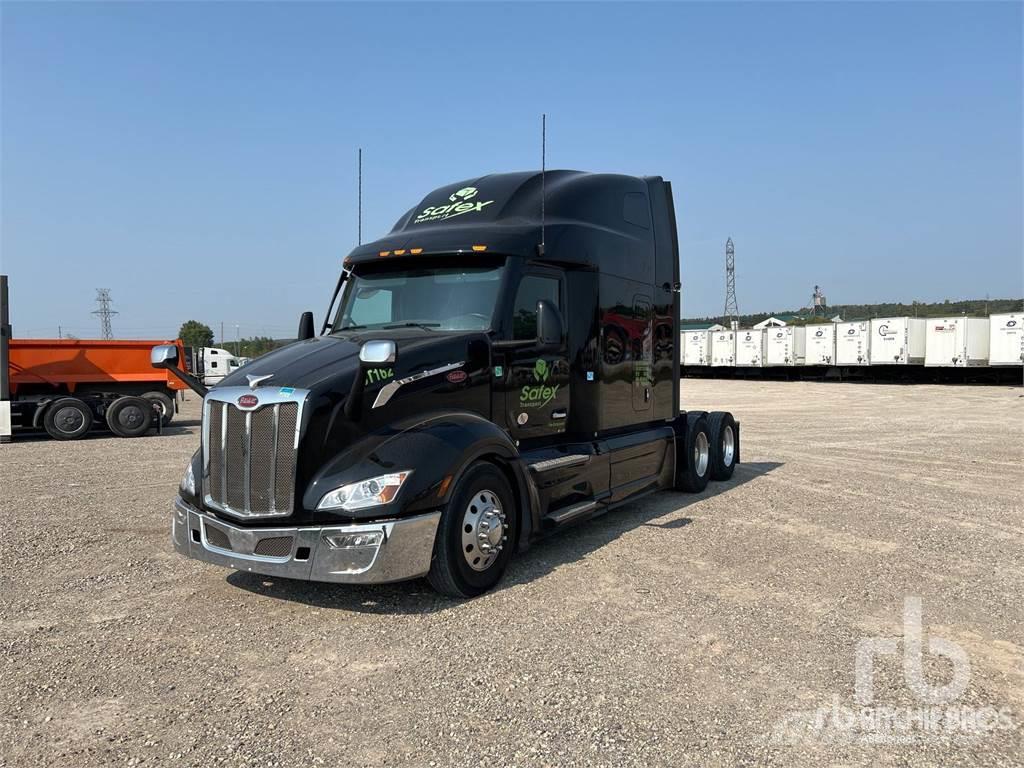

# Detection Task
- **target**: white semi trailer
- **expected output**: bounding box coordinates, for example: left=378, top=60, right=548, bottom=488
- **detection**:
left=802, top=324, right=835, bottom=366
left=835, top=321, right=870, bottom=366
left=869, top=317, right=926, bottom=365
left=735, top=329, right=764, bottom=367
left=681, top=331, right=710, bottom=366
left=764, top=327, right=805, bottom=366
left=709, top=330, right=736, bottom=367
left=988, top=313, right=1023, bottom=366
left=925, top=317, right=990, bottom=367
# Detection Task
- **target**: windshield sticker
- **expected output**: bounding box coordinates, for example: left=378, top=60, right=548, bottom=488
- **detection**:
left=414, top=186, right=495, bottom=224
left=519, top=359, right=559, bottom=409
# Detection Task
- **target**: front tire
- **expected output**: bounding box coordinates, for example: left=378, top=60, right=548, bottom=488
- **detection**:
left=427, top=461, right=516, bottom=598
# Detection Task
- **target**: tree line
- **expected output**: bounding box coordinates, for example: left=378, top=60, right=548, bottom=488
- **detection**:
left=177, top=320, right=290, bottom=359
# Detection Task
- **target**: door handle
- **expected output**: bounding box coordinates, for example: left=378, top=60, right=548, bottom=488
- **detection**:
left=551, top=408, right=567, bottom=420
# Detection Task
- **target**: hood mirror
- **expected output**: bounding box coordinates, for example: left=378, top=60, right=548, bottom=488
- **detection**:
left=359, top=340, right=396, bottom=364
left=150, top=344, right=179, bottom=368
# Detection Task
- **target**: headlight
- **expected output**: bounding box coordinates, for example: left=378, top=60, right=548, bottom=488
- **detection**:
left=316, top=471, right=412, bottom=512
left=180, top=462, right=196, bottom=496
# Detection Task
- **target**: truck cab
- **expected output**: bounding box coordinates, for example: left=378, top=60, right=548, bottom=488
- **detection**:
left=158, top=171, right=739, bottom=597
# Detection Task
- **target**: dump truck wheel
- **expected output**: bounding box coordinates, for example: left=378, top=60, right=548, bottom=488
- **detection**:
left=142, top=391, right=175, bottom=426
left=676, top=413, right=711, bottom=493
left=428, top=461, right=516, bottom=599
left=707, top=411, right=737, bottom=481
left=106, top=396, right=154, bottom=438
left=43, top=397, right=93, bottom=440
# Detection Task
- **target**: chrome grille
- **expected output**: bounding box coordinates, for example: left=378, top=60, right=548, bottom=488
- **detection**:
left=203, top=388, right=306, bottom=519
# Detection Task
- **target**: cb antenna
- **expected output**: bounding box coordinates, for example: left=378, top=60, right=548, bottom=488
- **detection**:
left=539, top=113, right=546, bottom=256
left=357, top=147, right=363, bottom=245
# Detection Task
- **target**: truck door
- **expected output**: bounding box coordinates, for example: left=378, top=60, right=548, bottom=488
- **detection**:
left=631, top=296, right=653, bottom=412
left=506, top=271, right=570, bottom=441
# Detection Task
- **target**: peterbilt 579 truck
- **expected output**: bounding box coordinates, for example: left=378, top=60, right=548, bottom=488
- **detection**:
left=154, top=171, right=740, bottom=597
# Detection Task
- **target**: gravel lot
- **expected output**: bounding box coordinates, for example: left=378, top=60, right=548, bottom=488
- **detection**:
left=2, top=380, right=1022, bottom=767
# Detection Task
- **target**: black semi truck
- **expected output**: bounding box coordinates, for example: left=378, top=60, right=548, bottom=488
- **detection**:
left=155, top=171, right=739, bottom=597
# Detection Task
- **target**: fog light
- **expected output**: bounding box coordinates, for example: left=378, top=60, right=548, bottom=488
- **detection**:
left=323, top=531, right=385, bottom=550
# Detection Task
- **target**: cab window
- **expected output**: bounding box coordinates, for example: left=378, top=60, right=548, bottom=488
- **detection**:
left=512, top=275, right=560, bottom=340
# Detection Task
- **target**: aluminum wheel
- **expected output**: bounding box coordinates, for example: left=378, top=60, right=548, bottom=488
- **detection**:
left=460, top=489, right=507, bottom=572
left=721, top=425, right=735, bottom=467
left=693, top=431, right=710, bottom=477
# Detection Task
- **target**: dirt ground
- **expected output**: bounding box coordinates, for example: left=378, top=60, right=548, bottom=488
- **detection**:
left=2, top=380, right=1022, bottom=767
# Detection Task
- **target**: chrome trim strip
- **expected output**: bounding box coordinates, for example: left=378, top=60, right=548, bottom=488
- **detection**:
left=270, top=403, right=280, bottom=515
left=372, top=361, right=464, bottom=409
left=219, top=402, right=227, bottom=503
left=243, top=410, right=252, bottom=511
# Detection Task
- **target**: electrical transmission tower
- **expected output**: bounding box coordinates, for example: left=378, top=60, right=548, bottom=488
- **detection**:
left=92, top=288, right=118, bottom=339
left=723, top=237, right=738, bottom=327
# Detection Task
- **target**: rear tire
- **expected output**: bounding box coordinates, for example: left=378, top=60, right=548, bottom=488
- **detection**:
left=427, top=462, right=516, bottom=599
left=676, top=413, right=711, bottom=493
left=142, top=391, right=175, bottom=426
left=707, top=411, right=737, bottom=481
left=43, top=397, right=93, bottom=440
left=106, top=396, right=154, bottom=438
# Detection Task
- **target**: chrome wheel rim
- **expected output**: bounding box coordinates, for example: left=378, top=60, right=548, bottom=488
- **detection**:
left=694, top=432, right=710, bottom=477
left=461, top=489, right=506, bottom=572
left=721, top=425, right=735, bottom=467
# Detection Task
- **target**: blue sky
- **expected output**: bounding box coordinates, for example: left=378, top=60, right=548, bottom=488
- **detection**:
left=1, top=1, right=1020, bottom=340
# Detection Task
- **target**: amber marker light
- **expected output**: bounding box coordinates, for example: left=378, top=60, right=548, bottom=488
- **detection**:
left=472, top=244, right=488, bottom=252
left=378, top=250, right=390, bottom=257
left=393, top=249, right=406, bottom=255
left=410, top=248, right=423, bottom=254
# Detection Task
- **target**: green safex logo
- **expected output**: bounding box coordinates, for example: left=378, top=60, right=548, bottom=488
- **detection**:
left=519, top=359, right=559, bottom=409
left=414, top=186, right=495, bottom=224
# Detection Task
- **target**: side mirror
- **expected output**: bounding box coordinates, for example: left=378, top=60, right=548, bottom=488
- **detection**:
left=297, top=311, right=315, bottom=341
left=536, top=299, right=563, bottom=348
left=151, top=344, right=179, bottom=369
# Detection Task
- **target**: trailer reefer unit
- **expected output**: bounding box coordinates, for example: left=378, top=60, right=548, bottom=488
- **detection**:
left=835, top=321, right=870, bottom=365
left=709, top=330, right=736, bottom=367
left=988, top=313, right=1023, bottom=366
left=925, top=317, right=990, bottom=367
left=802, top=324, right=835, bottom=366
left=681, top=331, right=710, bottom=366
left=764, top=326, right=805, bottom=366
left=158, top=170, right=741, bottom=599
left=869, top=317, right=926, bottom=365
left=735, top=329, right=765, bottom=367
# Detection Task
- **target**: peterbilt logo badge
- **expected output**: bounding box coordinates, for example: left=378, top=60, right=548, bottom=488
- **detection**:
left=237, top=394, right=259, bottom=408
left=446, top=370, right=467, bottom=384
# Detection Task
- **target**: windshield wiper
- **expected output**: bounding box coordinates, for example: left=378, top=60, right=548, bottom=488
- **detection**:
left=382, top=322, right=441, bottom=330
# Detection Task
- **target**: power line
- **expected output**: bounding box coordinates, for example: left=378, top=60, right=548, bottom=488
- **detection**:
left=92, top=288, right=118, bottom=339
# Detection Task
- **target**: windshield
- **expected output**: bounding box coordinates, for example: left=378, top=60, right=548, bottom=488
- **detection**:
left=332, top=262, right=505, bottom=332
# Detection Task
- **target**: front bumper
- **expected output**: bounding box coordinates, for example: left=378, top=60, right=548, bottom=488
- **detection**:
left=172, top=497, right=440, bottom=584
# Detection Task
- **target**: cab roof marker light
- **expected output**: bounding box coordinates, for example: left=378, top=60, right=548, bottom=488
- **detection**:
left=472, top=245, right=488, bottom=252
left=410, top=248, right=423, bottom=254
left=393, top=249, right=406, bottom=255
left=378, top=250, right=390, bottom=257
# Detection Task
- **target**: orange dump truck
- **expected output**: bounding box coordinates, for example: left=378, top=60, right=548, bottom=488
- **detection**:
left=0, top=276, right=187, bottom=441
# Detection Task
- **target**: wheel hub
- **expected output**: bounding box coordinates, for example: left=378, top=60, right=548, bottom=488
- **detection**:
left=461, top=490, right=507, bottom=571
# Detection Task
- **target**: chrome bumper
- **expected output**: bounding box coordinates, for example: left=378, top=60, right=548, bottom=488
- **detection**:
left=172, top=497, right=440, bottom=584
